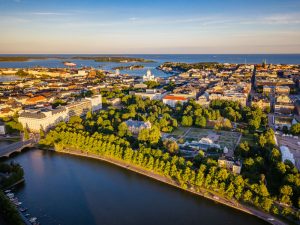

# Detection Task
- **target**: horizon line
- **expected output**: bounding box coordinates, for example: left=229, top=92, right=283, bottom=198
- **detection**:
left=1, top=53, right=300, bottom=55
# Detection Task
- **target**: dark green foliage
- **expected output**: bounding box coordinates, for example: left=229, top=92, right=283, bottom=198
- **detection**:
left=0, top=191, right=23, bottom=225
left=0, top=162, right=24, bottom=189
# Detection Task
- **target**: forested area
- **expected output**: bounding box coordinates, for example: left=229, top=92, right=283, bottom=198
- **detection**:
left=39, top=95, right=300, bottom=222
left=0, top=162, right=24, bottom=189
left=0, top=162, right=25, bottom=225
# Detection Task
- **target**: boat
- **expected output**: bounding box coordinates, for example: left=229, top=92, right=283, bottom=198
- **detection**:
left=63, top=61, right=76, bottom=67
left=25, top=213, right=30, bottom=217
left=6, top=193, right=14, bottom=198
left=19, top=207, right=28, bottom=212
left=14, top=201, right=22, bottom=206
left=29, top=217, right=37, bottom=223
left=4, top=190, right=11, bottom=193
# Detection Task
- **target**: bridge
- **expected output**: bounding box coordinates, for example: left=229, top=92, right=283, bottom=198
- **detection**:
left=0, top=139, right=35, bottom=158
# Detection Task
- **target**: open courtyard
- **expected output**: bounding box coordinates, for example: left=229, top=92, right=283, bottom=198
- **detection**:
left=167, top=127, right=241, bottom=156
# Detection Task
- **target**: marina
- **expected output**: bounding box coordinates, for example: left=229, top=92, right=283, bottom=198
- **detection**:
left=5, top=189, right=40, bottom=225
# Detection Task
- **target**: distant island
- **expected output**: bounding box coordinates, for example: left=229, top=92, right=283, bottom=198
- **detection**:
left=0, top=56, right=63, bottom=62
left=158, top=62, right=220, bottom=73
left=112, top=65, right=144, bottom=70
left=72, top=56, right=154, bottom=63
left=0, top=56, right=155, bottom=63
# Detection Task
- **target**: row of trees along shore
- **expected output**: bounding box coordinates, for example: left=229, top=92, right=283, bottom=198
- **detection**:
left=38, top=95, right=300, bottom=222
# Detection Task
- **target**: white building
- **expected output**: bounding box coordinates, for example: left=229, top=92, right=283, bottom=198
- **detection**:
left=77, top=70, right=88, bottom=76
left=218, top=156, right=242, bottom=174
left=85, top=94, right=102, bottom=112
left=143, top=70, right=156, bottom=82
left=19, top=107, right=69, bottom=133
left=162, top=95, right=188, bottom=107
left=19, top=95, right=102, bottom=133
left=280, top=146, right=295, bottom=165
left=135, top=89, right=164, bottom=100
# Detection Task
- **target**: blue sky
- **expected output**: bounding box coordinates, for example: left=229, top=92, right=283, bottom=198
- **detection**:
left=0, top=0, right=300, bottom=53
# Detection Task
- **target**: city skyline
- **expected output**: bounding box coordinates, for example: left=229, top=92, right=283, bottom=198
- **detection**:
left=0, top=0, right=300, bottom=54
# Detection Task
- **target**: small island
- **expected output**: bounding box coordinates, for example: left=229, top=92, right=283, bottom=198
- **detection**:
left=158, top=62, right=219, bottom=73
left=112, top=65, right=145, bottom=70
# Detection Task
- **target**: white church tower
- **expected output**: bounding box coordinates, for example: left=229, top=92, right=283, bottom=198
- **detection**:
left=143, top=69, right=156, bottom=82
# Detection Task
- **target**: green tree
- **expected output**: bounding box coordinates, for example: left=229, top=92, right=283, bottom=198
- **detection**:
left=243, top=190, right=253, bottom=202
left=291, top=123, right=300, bottom=135
left=181, top=116, right=193, bottom=127
left=280, top=185, right=293, bottom=205
left=117, top=122, right=130, bottom=137
left=195, top=116, right=206, bottom=128
left=163, top=139, right=179, bottom=154
left=39, top=127, right=45, bottom=139
left=24, top=128, right=29, bottom=140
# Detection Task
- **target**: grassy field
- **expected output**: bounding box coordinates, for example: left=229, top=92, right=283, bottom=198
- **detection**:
left=168, top=127, right=241, bottom=152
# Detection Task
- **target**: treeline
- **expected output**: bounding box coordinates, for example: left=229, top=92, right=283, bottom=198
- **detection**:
left=237, top=129, right=300, bottom=210
left=40, top=127, right=300, bottom=220
left=159, top=62, right=221, bottom=72
left=0, top=162, right=25, bottom=225
left=0, top=162, right=24, bottom=189
left=0, top=191, right=24, bottom=225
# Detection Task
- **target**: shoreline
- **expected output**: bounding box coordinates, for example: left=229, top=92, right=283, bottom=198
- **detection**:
left=46, top=148, right=290, bottom=225
left=5, top=178, right=25, bottom=189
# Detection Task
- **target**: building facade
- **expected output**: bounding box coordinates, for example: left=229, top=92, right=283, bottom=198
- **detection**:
left=162, top=95, right=188, bottom=107
left=218, top=156, right=242, bottom=174
left=125, top=119, right=151, bottom=135
left=19, top=95, right=102, bottom=133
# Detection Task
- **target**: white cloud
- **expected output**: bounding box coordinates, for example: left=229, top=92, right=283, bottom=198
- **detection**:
left=240, top=13, right=300, bottom=25
left=32, top=12, right=72, bottom=16
left=129, top=17, right=137, bottom=21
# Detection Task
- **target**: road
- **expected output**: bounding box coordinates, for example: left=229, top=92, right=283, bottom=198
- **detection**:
left=0, top=140, right=33, bottom=157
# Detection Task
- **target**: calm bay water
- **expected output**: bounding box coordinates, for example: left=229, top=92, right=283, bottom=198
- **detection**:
left=0, top=54, right=299, bottom=78
left=4, top=149, right=269, bottom=225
